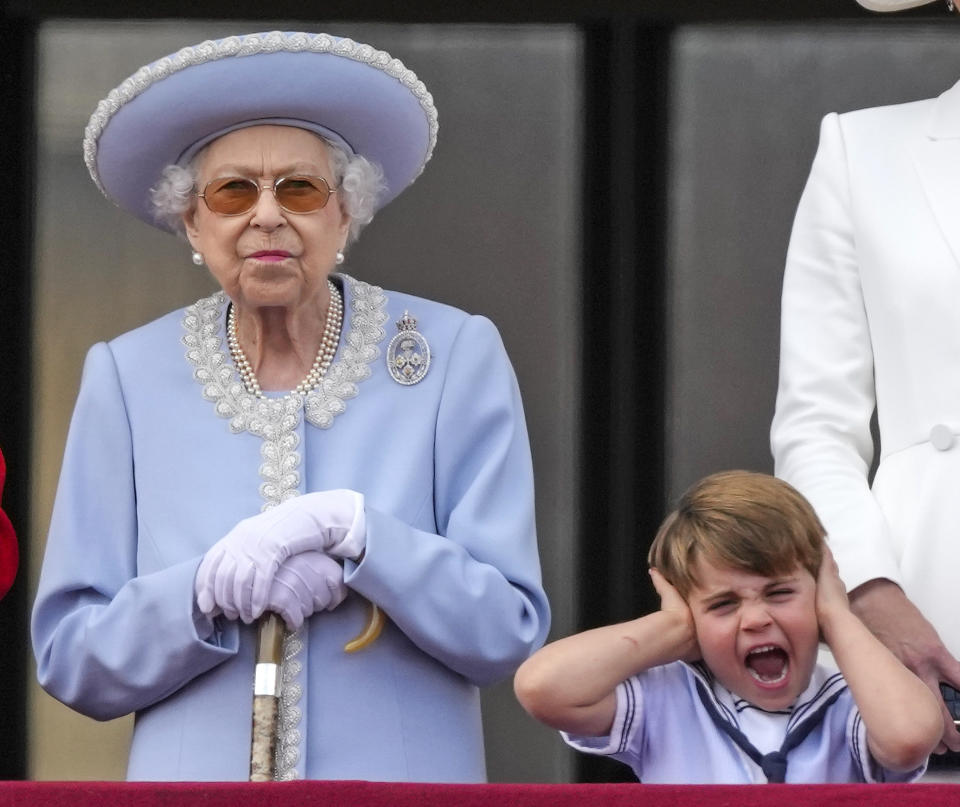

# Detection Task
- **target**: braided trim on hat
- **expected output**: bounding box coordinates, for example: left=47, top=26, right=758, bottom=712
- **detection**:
left=83, top=31, right=438, bottom=195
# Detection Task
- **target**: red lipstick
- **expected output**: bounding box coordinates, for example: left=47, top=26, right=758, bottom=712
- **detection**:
left=249, top=250, right=291, bottom=262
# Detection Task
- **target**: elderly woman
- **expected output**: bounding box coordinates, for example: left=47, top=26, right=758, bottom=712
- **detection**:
left=31, top=31, right=549, bottom=782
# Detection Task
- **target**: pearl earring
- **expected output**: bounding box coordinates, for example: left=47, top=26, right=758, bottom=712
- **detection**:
left=191, top=251, right=204, bottom=266
left=335, top=250, right=345, bottom=266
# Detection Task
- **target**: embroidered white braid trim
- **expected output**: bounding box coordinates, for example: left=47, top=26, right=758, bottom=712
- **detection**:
left=275, top=631, right=304, bottom=780
left=83, top=31, right=438, bottom=195
left=181, top=274, right=386, bottom=779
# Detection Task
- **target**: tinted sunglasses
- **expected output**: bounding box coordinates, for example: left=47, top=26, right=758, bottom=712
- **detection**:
left=197, top=175, right=338, bottom=216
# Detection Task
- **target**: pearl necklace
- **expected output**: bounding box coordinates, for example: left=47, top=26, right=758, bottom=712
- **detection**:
left=227, top=279, right=343, bottom=400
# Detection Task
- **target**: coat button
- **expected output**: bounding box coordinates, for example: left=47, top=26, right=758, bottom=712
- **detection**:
left=930, top=424, right=954, bottom=451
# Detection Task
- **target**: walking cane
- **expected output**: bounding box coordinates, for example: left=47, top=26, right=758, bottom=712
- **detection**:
left=248, top=601, right=385, bottom=780
left=249, top=612, right=284, bottom=782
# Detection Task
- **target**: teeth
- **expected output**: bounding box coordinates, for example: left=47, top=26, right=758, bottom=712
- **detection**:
left=747, top=665, right=788, bottom=685
left=744, top=645, right=789, bottom=685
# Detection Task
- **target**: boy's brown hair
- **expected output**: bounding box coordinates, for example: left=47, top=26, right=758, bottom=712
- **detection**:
left=647, top=470, right=825, bottom=598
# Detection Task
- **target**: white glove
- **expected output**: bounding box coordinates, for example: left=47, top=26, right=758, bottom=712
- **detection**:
left=194, top=489, right=365, bottom=622
left=265, top=551, right=348, bottom=630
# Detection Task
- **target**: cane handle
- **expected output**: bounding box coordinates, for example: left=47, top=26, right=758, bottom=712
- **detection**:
left=344, top=601, right=385, bottom=652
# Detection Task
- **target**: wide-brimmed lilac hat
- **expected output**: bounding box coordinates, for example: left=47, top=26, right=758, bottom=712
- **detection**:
left=83, top=31, right=438, bottom=231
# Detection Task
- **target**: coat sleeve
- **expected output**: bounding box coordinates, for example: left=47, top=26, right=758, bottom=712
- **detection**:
left=771, top=112, right=902, bottom=592
left=31, top=342, right=239, bottom=721
left=343, top=314, right=550, bottom=686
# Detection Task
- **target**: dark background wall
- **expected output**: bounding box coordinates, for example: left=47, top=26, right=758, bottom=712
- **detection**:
left=1, top=0, right=958, bottom=785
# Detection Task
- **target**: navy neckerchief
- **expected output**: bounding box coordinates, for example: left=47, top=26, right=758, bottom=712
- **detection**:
left=693, top=675, right=846, bottom=783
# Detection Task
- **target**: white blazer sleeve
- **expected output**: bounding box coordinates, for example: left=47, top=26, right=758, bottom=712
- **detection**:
left=771, top=112, right=903, bottom=592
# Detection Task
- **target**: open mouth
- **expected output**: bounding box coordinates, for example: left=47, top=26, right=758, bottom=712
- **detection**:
left=745, top=644, right=789, bottom=685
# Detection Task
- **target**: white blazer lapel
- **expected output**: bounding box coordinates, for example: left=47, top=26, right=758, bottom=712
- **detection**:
left=912, top=80, right=960, bottom=268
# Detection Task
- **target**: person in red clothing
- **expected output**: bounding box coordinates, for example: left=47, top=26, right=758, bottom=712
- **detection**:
left=0, top=447, right=18, bottom=600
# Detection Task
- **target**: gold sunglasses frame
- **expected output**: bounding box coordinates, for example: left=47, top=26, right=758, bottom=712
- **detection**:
left=196, top=175, right=339, bottom=216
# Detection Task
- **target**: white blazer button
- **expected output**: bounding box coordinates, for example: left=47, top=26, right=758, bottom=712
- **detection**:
left=930, top=424, right=954, bottom=451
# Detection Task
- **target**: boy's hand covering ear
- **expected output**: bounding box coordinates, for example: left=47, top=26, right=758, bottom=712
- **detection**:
left=650, top=567, right=686, bottom=611
left=815, top=543, right=850, bottom=624
left=650, top=568, right=700, bottom=662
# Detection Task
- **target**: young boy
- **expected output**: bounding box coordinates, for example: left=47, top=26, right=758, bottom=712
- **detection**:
left=514, top=470, right=941, bottom=783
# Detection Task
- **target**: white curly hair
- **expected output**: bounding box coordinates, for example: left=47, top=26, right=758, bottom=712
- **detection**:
left=150, top=134, right=386, bottom=245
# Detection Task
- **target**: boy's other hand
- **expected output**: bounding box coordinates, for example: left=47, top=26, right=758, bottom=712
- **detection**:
left=815, top=543, right=850, bottom=625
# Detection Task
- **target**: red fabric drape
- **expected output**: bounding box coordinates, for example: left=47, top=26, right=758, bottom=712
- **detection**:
left=1, top=781, right=959, bottom=807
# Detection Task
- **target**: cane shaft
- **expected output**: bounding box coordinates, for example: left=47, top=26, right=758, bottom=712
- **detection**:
left=249, top=612, right=285, bottom=782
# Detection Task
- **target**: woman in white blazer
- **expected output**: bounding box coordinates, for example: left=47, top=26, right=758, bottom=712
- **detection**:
left=772, top=0, right=960, bottom=753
